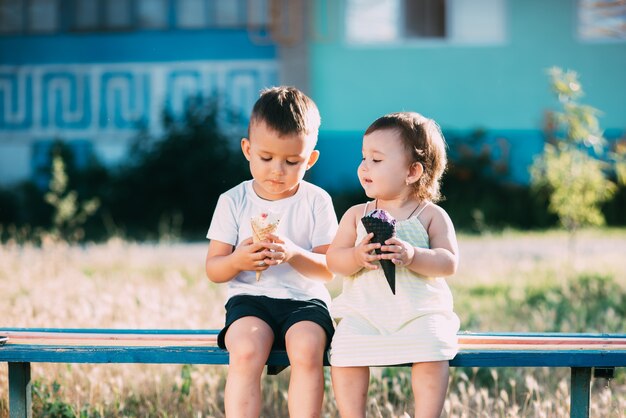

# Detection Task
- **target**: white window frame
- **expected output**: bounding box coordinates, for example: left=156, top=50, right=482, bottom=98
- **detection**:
left=343, top=0, right=508, bottom=47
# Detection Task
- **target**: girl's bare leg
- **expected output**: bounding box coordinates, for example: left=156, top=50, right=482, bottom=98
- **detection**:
left=285, top=321, right=327, bottom=418
left=224, top=317, right=274, bottom=418
left=412, top=361, right=449, bottom=418
left=331, top=365, right=369, bottom=418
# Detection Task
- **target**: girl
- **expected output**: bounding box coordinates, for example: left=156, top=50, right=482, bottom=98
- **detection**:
left=327, top=112, right=460, bottom=418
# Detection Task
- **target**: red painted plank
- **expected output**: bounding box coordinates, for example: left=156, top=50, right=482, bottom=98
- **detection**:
left=2, top=330, right=625, bottom=351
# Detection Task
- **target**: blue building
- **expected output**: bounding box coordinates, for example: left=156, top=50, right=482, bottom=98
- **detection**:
left=307, top=0, right=626, bottom=190
left=1, top=0, right=625, bottom=190
left=0, top=0, right=282, bottom=185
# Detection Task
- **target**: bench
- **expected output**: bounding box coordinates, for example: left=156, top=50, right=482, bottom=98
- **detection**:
left=1, top=328, right=625, bottom=418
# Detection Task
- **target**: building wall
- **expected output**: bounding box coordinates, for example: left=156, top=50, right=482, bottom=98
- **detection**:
left=307, top=0, right=626, bottom=189
left=310, top=0, right=626, bottom=130
left=0, top=30, right=278, bottom=185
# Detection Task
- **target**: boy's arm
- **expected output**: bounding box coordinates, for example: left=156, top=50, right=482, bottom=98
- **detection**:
left=261, top=236, right=334, bottom=282
left=287, top=242, right=334, bottom=282
left=205, top=238, right=273, bottom=283
left=258, top=191, right=338, bottom=282
left=327, top=205, right=382, bottom=276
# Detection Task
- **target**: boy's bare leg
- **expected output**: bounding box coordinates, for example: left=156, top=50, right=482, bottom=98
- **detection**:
left=331, top=366, right=369, bottom=418
left=224, top=317, right=274, bottom=418
left=412, top=361, right=449, bottom=418
left=284, top=321, right=327, bottom=418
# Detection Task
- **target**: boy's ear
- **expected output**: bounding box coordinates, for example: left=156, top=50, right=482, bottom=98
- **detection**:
left=306, top=150, right=320, bottom=170
left=241, top=138, right=251, bottom=161
left=406, top=162, right=423, bottom=184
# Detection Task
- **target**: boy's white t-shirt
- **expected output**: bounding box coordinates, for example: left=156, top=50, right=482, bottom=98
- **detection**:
left=207, top=180, right=338, bottom=307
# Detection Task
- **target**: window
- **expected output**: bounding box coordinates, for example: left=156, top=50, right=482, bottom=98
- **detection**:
left=75, top=0, right=133, bottom=31
left=0, top=0, right=60, bottom=34
left=75, top=0, right=101, bottom=30
left=176, top=0, right=251, bottom=29
left=214, top=0, right=242, bottom=27
left=0, top=0, right=23, bottom=33
left=137, top=0, right=168, bottom=28
left=29, top=0, right=58, bottom=32
left=75, top=0, right=164, bottom=31
left=345, top=0, right=506, bottom=45
left=1, top=0, right=267, bottom=34
left=405, top=0, right=446, bottom=38
left=578, top=0, right=626, bottom=41
left=177, top=0, right=207, bottom=28
left=247, top=0, right=269, bottom=27
left=104, top=0, right=132, bottom=29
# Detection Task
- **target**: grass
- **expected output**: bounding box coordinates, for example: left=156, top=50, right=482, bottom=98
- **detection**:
left=1, top=229, right=625, bottom=417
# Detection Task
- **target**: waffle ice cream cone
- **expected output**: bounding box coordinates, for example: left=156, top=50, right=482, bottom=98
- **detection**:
left=361, top=209, right=397, bottom=294
left=251, top=212, right=281, bottom=281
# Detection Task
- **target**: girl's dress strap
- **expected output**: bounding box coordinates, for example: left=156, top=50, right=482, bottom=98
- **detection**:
left=362, top=201, right=372, bottom=216
left=413, top=201, right=429, bottom=218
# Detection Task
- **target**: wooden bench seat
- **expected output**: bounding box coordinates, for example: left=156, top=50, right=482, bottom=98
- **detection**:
left=2, top=328, right=625, bottom=418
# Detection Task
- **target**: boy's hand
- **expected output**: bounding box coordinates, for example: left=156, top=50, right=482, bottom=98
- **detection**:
left=260, top=233, right=296, bottom=265
left=233, top=237, right=274, bottom=273
left=380, top=237, right=415, bottom=266
left=353, top=232, right=381, bottom=270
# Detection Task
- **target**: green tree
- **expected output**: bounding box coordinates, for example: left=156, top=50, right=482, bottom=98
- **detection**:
left=530, top=67, right=626, bottom=236
left=45, top=153, right=100, bottom=242
left=108, top=95, right=249, bottom=239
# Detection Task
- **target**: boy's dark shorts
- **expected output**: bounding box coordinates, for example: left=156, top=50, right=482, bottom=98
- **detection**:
left=217, top=295, right=335, bottom=350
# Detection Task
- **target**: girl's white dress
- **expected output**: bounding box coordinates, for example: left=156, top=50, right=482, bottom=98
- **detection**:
left=329, top=202, right=460, bottom=367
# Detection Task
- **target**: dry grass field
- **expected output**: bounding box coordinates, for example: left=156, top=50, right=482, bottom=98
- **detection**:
left=1, top=229, right=625, bottom=417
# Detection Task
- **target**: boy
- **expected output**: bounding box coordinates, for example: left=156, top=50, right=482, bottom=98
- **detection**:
left=205, top=86, right=337, bottom=417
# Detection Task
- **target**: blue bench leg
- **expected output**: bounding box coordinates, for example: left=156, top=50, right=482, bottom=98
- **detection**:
left=9, top=362, right=32, bottom=418
left=570, top=367, right=591, bottom=418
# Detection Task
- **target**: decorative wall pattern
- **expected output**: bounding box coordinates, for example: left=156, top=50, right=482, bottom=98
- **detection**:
left=0, top=60, right=278, bottom=141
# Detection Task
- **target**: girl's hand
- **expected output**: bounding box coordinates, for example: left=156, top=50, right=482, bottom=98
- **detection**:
left=380, top=237, right=415, bottom=267
left=353, top=232, right=382, bottom=270
left=232, top=237, right=273, bottom=272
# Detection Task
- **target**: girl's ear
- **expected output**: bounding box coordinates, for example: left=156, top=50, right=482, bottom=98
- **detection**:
left=406, top=162, right=423, bottom=185
left=306, top=150, right=320, bottom=170
left=241, top=138, right=251, bottom=161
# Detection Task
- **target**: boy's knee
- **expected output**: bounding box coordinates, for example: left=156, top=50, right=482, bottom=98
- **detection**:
left=228, top=339, right=270, bottom=369
left=286, top=327, right=326, bottom=368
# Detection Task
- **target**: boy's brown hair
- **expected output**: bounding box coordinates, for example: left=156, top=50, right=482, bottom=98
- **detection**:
left=365, top=112, right=447, bottom=202
left=249, top=86, right=321, bottom=140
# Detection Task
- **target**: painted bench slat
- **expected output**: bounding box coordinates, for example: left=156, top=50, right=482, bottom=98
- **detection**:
left=2, top=330, right=626, bottom=351
left=2, top=346, right=626, bottom=367
left=1, top=330, right=626, bottom=368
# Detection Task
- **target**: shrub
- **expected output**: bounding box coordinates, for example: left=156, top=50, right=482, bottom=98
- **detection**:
left=104, top=96, right=249, bottom=240
left=531, top=68, right=626, bottom=233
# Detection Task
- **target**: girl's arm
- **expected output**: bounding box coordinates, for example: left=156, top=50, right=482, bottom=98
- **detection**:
left=382, top=205, right=458, bottom=277
left=326, top=205, right=382, bottom=276
left=205, top=238, right=273, bottom=283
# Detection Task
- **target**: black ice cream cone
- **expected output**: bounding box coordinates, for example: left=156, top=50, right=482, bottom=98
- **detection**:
left=361, top=215, right=396, bottom=294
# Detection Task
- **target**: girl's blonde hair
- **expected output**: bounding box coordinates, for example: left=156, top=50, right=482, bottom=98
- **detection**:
left=365, top=112, right=447, bottom=202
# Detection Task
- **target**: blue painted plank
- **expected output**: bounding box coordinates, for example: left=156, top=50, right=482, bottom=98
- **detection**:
left=2, top=346, right=231, bottom=365
left=1, top=346, right=625, bottom=368
left=449, top=351, right=626, bottom=368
